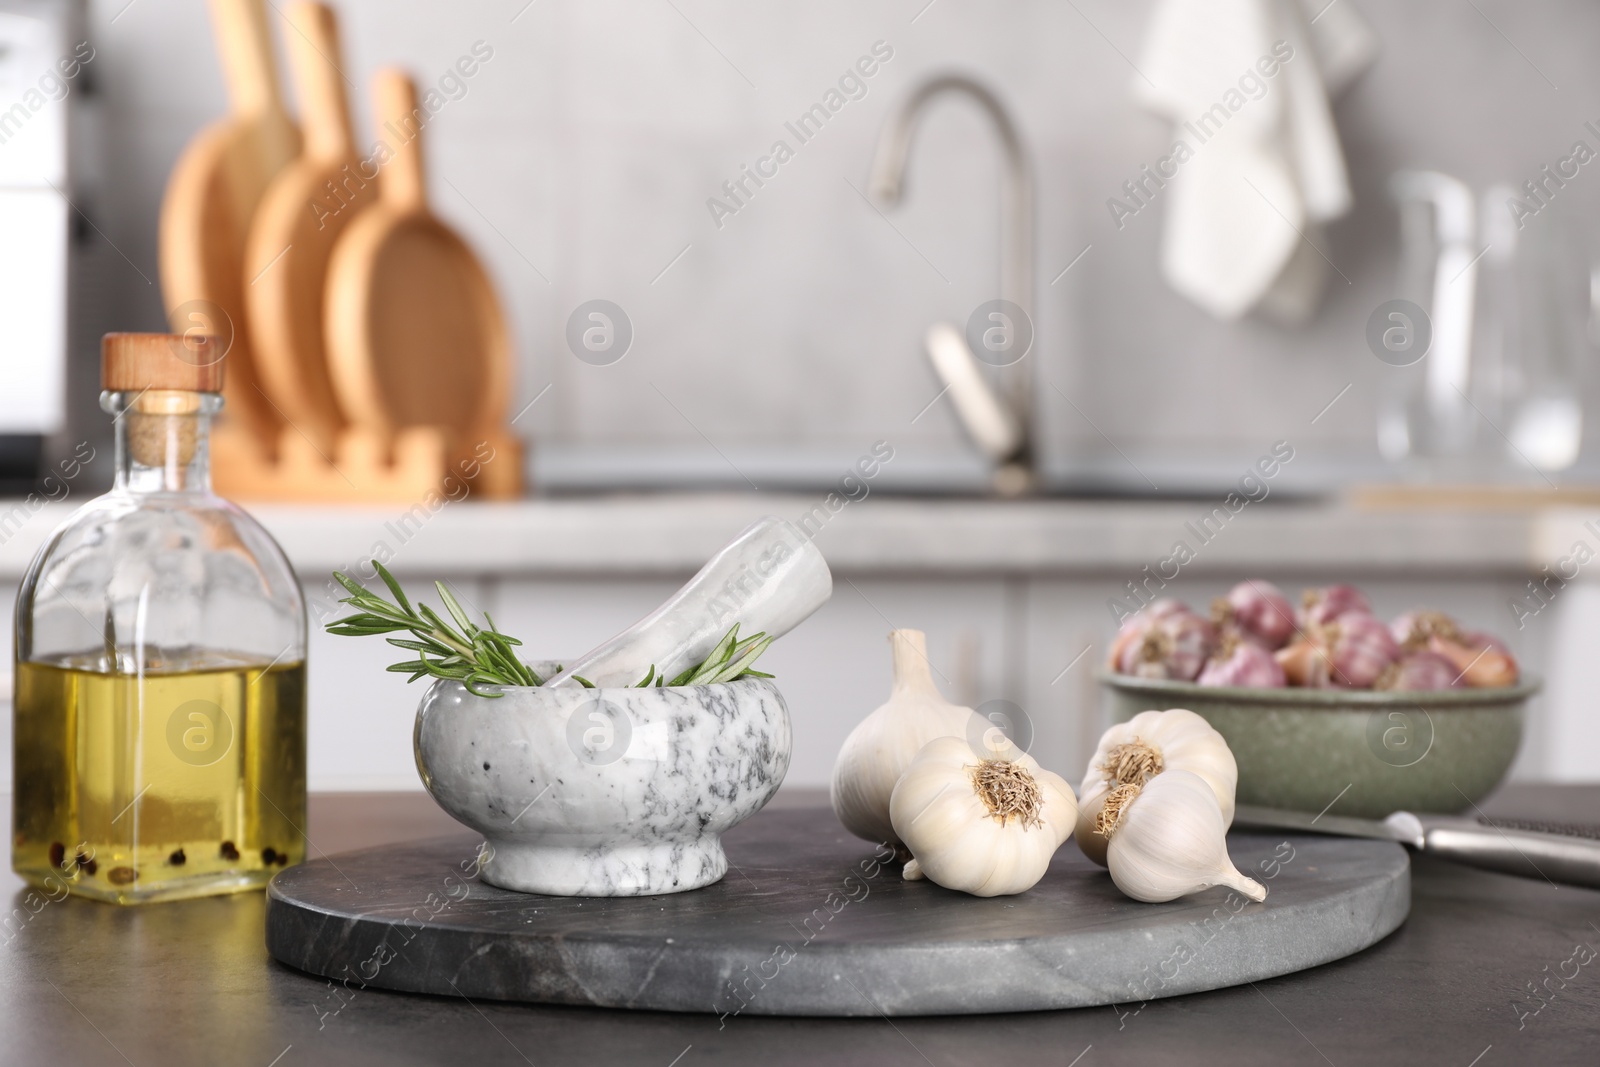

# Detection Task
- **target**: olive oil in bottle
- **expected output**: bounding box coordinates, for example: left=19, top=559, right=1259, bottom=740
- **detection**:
left=12, top=656, right=306, bottom=903
left=12, top=334, right=307, bottom=903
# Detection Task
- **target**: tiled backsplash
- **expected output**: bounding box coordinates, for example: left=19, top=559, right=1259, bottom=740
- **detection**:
left=71, top=0, right=1600, bottom=486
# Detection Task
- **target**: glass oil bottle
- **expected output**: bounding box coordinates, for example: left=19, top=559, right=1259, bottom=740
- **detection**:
left=12, top=333, right=307, bottom=903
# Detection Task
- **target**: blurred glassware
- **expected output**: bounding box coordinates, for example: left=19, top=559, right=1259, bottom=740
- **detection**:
left=1380, top=170, right=1587, bottom=480
left=1490, top=188, right=1585, bottom=473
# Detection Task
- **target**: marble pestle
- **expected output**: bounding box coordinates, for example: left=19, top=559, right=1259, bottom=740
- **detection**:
left=545, top=517, right=832, bottom=688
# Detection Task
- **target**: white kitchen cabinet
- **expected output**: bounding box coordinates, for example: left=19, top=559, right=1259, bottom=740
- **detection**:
left=1021, top=578, right=1118, bottom=783
left=2, top=497, right=1592, bottom=793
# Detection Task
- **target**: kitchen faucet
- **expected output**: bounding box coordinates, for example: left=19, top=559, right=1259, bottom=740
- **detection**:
left=868, top=75, right=1036, bottom=495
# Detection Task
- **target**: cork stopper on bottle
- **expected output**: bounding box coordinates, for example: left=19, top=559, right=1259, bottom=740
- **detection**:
left=103, top=334, right=224, bottom=471
left=101, top=333, right=226, bottom=393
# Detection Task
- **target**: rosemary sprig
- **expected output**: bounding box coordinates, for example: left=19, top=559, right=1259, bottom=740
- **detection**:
left=325, top=562, right=775, bottom=695
left=326, top=562, right=541, bottom=697
left=663, top=624, right=775, bottom=686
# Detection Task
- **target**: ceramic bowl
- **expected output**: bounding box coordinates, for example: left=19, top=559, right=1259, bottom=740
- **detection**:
left=414, top=663, right=791, bottom=896
left=1101, top=673, right=1540, bottom=818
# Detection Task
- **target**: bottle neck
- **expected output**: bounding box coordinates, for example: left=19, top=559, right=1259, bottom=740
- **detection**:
left=103, top=389, right=221, bottom=495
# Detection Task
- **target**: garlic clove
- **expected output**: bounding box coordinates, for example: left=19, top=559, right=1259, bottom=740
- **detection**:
left=975, top=771, right=1077, bottom=895
left=889, top=736, right=1077, bottom=897
left=1075, top=708, right=1238, bottom=867
left=894, top=765, right=1000, bottom=888
left=1274, top=638, right=1327, bottom=687
left=1104, top=769, right=1267, bottom=904
left=940, top=815, right=1010, bottom=892
left=831, top=630, right=981, bottom=849
left=977, top=836, right=1034, bottom=896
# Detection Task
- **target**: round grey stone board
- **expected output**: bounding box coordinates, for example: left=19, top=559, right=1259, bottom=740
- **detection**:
left=265, top=805, right=1410, bottom=1016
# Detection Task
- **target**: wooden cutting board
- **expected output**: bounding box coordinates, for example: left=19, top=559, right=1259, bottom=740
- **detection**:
left=324, top=68, right=510, bottom=450
left=264, top=806, right=1410, bottom=1015
left=1347, top=483, right=1600, bottom=511
left=159, top=0, right=300, bottom=448
left=244, top=1, right=376, bottom=454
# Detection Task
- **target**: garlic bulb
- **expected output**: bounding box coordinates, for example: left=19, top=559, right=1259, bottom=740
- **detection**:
left=1376, top=650, right=1463, bottom=691
left=1197, top=634, right=1286, bottom=688
left=831, top=630, right=978, bottom=850
left=1145, top=597, right=1192, bottom=620
left=1299, top=584, right=1371, bottom=628
left=1282, top=612, right=1399, bottom=689
left=1112, top=610, right=1216, bottom=681
left=889, top=736, right=1077, bottom=897
left=1106, top=597, right=1192, bottom=670
left=1075, top=708, right=1237, bottom=866
left=1390, top=609, right=1458, bottom=649
left=1212, top=579, right=1296, bottom=650
left=1099, top=769, right=1266, bottom=904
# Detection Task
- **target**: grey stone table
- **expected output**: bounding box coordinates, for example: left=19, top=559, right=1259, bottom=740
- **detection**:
left=4, top=787, right=1600, bottom=1066
left=263, top=812, right=1409, bottom=1015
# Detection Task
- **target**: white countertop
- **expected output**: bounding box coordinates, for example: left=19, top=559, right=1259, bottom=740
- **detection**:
left=0, top=493, right=1579, bottom=579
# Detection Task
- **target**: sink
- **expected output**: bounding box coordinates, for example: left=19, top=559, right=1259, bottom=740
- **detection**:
left=529, top=443, right=1346, bottom=502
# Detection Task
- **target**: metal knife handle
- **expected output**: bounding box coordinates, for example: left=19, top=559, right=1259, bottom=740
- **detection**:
left=1422, top=825, right=1600, bottom=890
left=1479, top=816, right=1600, bottom=841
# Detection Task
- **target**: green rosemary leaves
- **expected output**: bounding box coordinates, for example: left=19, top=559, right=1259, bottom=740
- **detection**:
left=326, top=561, right=773, bottom=697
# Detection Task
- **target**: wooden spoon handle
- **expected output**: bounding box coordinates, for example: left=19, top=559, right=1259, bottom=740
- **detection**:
left=208, top=0, right=284, bottom=117
left=373, top=69, right=427, bottom=214
left=284, top=1, right=353, bottom=161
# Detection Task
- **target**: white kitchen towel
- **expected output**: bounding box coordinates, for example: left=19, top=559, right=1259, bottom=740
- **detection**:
left=1134, top=0, right=1375, bottom=322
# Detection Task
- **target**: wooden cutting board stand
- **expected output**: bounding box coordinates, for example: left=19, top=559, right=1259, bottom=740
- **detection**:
left=211, top=422, right=521, bottom=502
left=158, top=0, right=300, bottom=450
left=167, top=3, right=523, bottom=503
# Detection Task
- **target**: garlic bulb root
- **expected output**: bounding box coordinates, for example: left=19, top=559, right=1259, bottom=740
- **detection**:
left=831, top=630, right=980, bottom=850
left=890, top=736, right=1077, bottom=897
left=970, top=758, right=1045, bottom=829
left=1075, top=709, right=1237, bottom=867
left=1101, top=740, right=1164, bottom=787
left=1093, top=780, right=1143, bottom=838
left=1102, top=769, right=1267, bottom=904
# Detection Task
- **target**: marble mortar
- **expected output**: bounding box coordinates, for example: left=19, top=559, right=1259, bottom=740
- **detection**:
left=414, top=664, right=791, bottom=896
